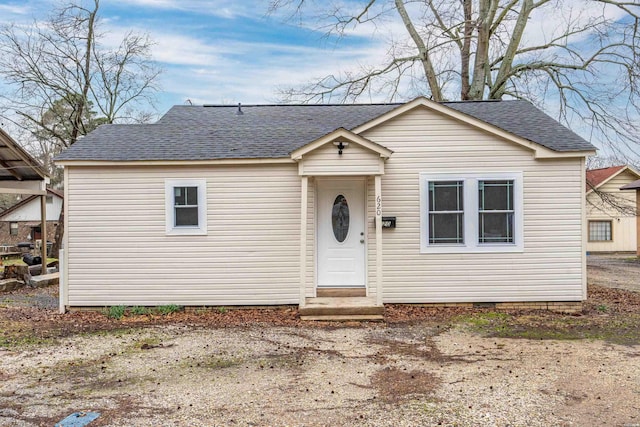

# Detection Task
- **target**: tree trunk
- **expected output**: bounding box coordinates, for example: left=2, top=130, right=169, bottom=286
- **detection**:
left=51, top=199, right=63, bottom=259
left=69, top=0, right=98, bottom=146
left=460, top=0, right=473, bottom=100
left=490, top=0, right=533, bottom=99
left=394, top=0, right=443, bottom=101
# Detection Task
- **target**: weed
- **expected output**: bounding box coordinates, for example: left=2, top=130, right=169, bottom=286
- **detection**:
left=217, top=306, right=227, bottom=314
left=596, top=304, right=608, bottom=313
left=106, top=305, right=126, bottom=320
left=156, top=304, right=183, bottom=315
left=130, top=306, right=149, bottom=316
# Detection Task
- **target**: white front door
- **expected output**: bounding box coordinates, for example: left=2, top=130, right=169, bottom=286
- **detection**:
left=317, top=179, right=366, bottom=288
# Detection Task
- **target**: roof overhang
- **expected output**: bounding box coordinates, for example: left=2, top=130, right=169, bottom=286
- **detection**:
left=620, top=178, right=640, bottom=191
left=55, top=157, right=295, bottom=167
left=290, top=127, right=393, bottom=161
left=352, top=97, right=596, bottom=160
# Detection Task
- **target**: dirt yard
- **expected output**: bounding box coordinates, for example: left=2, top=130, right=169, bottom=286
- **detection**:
left=0, top=258, right=639, bottom=426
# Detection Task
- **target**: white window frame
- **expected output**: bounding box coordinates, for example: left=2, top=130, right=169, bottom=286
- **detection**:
left=419, top=172, right=524, bottom=253
left=9, top=221, right=18, bottom=236
left=165, top=179, right=207, bottom=235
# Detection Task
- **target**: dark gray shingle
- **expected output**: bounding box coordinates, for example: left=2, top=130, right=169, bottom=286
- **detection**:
left=55, top=100, right=595, bottom=161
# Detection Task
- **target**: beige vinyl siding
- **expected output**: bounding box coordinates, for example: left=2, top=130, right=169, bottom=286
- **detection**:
left=361, top=106, right=585, bottom=302
left=66, top=164, right=301, bottom=306
left=586, top=170, right=638, bottom=252
left=300, top=142, right=383, bottom=176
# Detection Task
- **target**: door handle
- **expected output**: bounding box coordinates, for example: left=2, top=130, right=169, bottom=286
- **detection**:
left=360, top=239, right=365, bottom=243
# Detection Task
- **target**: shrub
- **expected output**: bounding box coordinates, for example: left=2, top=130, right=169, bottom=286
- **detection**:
left=107, top=305, right=126, bottom=319
left=130, top=306, right=149, bottom=315
left=156, top=304, right=183, bottom=315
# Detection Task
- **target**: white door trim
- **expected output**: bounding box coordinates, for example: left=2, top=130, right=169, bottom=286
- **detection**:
left=315, top=177, right=367, bottom=289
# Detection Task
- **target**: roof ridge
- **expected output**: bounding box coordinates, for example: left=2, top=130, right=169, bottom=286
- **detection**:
left=587, top=165, right=626, bottom=172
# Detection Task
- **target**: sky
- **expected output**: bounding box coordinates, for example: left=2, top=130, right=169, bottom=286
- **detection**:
left=0, top=0, right=636, bottom=157
left=0, top=0, right=390, bottom=114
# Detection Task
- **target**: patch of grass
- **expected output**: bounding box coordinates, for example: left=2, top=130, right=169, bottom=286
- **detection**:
left=0, top=335, right=56, bottom=349
left=130, top=306, right=150, bottom=316
left=156, top=304, right=183, bottom=315
left=455, top=311, right=511, bottom=327
left=454, top=312, right=640, bottom=345
left=105, top=305, right=126, bottom=320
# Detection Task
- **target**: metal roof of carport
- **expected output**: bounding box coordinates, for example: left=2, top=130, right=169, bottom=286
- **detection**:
left=0, top=127, right=49, bottom=194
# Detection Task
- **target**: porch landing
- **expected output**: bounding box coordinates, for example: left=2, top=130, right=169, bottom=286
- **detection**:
left=299, top=296, right=384, bottom=321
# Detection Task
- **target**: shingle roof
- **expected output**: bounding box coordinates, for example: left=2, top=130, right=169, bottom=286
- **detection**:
left=586, top=166, right=627, bottom=192
left=55, top=99, right=595, bottom=162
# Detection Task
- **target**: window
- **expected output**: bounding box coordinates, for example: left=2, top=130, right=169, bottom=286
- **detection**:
left=420, top=173, right=523, bottom=253
left=428, top=181, right=464, bottom=244
left=46, top=195, right=53, bottom=204
left=332, top=195, right=350, bottom=243
left=165, top=179, right=207, bottom=235
left=478, top=180, right=514, bottom=243
left=589, top=220, right=612, bottom=242
left=9, top=222, right=18, bottom=236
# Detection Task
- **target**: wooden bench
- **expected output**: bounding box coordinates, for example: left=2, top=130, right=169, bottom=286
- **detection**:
left=0, top=252, right=22, bottom=260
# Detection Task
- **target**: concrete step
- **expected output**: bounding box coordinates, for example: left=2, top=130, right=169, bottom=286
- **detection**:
left=299, top=296, right=384, bottom=320
left=300, top=314, right=384, bottom=322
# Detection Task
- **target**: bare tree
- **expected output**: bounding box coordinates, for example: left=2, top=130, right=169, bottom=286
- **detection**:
left=0, top=0, right=161, bottom=152
left=0, top=0, right=162, bottom=257
left=271, top=0, right=640, bottom=157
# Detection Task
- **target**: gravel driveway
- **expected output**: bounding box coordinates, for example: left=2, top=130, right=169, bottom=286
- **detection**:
left=588, top=254, right=640, bottom=293
left=1, top=321, right=639, bottom=426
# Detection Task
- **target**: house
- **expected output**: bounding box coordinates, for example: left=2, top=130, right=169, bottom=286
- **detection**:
left=585, top=166, right=640, bottom=253
left=619, top=178, right=640, bottom=256
left=55, top=97, right=596, bottom=315
left=0, top=188, right=62, bottom=246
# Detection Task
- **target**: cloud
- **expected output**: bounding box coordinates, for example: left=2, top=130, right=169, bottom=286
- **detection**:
left=108, top=0, right=259, bottom=19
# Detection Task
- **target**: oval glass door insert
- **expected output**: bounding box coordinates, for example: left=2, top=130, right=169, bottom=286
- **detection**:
left=332, top=195, right=350, bottom=242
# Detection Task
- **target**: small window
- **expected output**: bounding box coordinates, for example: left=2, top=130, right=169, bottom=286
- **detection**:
left=479, top=180, right=514, bottom=243
left=428, top=181, right=464, bottom=244
left=589, top=220, right=612, bottom=241
left=174, top=186, right=199, bottom=226
left=332, top=195, right=350, bottom=243
left=9, top=222, right=18, bottom=236
left=165, top=179, right=207, bottom=235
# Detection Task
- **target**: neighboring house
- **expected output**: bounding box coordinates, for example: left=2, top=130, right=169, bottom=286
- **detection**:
left=56, top=97, right=595, bottom=312
left=0, top=188, right=62, bottom=246
left=586, top=166, right=640, bottom=253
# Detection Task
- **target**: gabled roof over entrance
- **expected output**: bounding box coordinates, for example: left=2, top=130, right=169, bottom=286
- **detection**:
left=56, top=98, right=596, bottom=163
left=290, top=128, right=392, bottom=160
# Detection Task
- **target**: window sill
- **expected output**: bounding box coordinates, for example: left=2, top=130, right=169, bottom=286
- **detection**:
left=166, top=227, right=207, bottom=236
left=421, top=243, right=523, bottom=254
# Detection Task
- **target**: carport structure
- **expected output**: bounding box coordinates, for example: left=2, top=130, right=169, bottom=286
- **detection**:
left=0, top=128, right=50, bottom=264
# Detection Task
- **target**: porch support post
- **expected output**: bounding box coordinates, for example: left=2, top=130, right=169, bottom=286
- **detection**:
left=299, top=176, right=308, bottom=307
left=375, top=175, right=383, bottom=306
left=40, top=193, right=47, bottom=272
left=636, top=189, right=640, bottom=257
